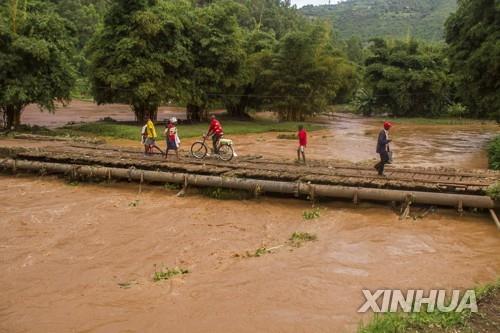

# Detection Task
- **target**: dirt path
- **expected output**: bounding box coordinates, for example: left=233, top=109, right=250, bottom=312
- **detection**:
left=1, top=176, right=499, bottom=333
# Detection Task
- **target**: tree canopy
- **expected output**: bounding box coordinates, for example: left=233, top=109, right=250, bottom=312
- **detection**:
left=87, top=0, right=192, bottom=122
left=360, top=38, right=449, bottom=117
left=0, top=1, right=75, bottom=128
left=445, top=0, right=500, bottom=120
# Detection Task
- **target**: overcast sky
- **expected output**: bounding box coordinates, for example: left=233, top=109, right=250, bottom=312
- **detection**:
left=290, top=0, right=342, bottom=8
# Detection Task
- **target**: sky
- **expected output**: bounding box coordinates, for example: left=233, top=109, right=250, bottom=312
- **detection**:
left=290, top=0, right=342, bottom=8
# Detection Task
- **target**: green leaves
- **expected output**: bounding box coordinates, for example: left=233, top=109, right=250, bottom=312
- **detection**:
left=88, top=0, right=193, bottom=121
left=0, top=2, right=75, bottom=128
left=445, top=0, right=500, bottom=119
left=361, top=39, right=449, bottom=117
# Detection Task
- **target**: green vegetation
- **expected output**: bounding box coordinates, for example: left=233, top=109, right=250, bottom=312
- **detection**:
left=288, top=232, right=317, bottom=247
left=358, top=280, right=500, bottom=333
left=488, top=135, right=500, bottom=170
left=200, top=187, right=252, bottom=201
left=300, top=0, right=457, bottom=41
left=153, top=265, right=189, bottom=282
left=85, top=0, right=358, bottom=122
left=59, top=120, right=323, bottom=141
left=486, top=182, right=500, bottom=201
left=128, top=199, right=140, bottom=207
left=445, top=0, right=500, bottom=120
left=245, top=247, right=271, bottom=258
left=1, top=0, right=498, bottom=127
left=303, top=207, right=321, bottom=220
left=358, top=39, right=449, bottom=117
left=0, top=0, right=75, bottom=129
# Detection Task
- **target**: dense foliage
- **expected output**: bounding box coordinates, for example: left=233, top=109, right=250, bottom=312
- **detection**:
left=87, top=0, right=192, bottom=122
left=256, top=24, right=359, bottom=120
left=87, top=0, right=358, bottom=121
left=1, top=0, right=498, bottom=125
left=0, top=1, right=75, bottom=129
left=300, top=0, right=457, bottom=41
left=359, top=38, right=449, bottom=117
left=445, top=0, right=500, bottom=120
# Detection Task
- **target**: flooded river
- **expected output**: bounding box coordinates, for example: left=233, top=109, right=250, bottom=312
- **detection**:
left=2, top=102, right=499, bottom=332
left=1, top=176, right=499, bottom=333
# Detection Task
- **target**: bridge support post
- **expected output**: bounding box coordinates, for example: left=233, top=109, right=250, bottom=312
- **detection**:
left=489, top=209, right=500, bottom=230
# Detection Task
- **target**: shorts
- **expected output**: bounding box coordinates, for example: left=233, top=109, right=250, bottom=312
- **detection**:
left=298, top=145, right=305, bottom=153
left=166, top=139, right=177, bottom=150
left=145, top=138, right=155, bottom=146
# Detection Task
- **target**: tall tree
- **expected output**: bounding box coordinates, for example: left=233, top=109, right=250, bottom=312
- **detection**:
left=361, top=38, right=449, bottom=117
left=445, top=0, right=500, bottom=119
left=87, top=0, right=192, bottom=122
left=256, top=23, right=356, bottom=121
left=0, top=1, right=75, bottom=129
left=184, top=0, right=246, bottom=121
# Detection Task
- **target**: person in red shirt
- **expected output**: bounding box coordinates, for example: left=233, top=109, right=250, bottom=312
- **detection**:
left=297, top=125, right=307, bottom=163
left=206, top=115, right=224, bottom=154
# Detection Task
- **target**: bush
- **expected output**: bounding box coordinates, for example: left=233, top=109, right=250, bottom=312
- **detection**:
left=446, top=103, right=468, bottom=118
left=488, top=135, right=500, bottom=170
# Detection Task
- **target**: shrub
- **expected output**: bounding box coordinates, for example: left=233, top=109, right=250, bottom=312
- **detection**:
left=488, top=135, right=500, bottom=170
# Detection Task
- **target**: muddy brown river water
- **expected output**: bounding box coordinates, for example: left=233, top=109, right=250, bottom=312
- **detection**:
left=1, top=177, right=499, bottom=333
left=1, top=102, right=499, bottom=332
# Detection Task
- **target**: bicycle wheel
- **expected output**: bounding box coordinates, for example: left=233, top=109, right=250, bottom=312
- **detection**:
left=218, top=144, right=234, bottom=161
left=191, top=142, right=207, bottom=159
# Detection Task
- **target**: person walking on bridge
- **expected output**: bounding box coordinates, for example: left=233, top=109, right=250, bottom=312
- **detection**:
left=144, top=115, right=164, bottom=156
left=374, top=121, right=392, bottom=176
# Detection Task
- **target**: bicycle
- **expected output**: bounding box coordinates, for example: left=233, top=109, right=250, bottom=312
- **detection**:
left=190, top=135, right=234, bottom=161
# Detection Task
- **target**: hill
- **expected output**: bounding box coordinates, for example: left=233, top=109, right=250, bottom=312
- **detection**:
left=300, top=0, right=457, bottom=41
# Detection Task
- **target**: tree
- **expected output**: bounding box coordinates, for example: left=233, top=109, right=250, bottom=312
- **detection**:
left=445, top=0, right=500, bottom=119
left=183, top=1, right=246, bottom=121
left=87, top=0, right=192, bottom=122
left=256, top=23, right=357, bottom=121
left=0, top=1, right=75, bottom=129
left=362, top=38, right=449, bottom=117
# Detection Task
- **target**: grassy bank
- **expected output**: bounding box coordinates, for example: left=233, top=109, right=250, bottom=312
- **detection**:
left=57, top=120, right=324, bottom=141
left=488, top=135, right=500, bottom=170
left=358, top=280, right=500, bottom=333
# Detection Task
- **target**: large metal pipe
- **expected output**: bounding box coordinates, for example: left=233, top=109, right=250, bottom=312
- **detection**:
left=2, top=159, right=499, bottom=210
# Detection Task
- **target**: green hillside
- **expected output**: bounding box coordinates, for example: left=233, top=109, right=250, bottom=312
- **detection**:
left=300, top=0, right=457, bottom=41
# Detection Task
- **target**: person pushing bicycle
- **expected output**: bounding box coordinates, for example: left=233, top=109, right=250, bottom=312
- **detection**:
left=205, top=115, right=224, bottom=154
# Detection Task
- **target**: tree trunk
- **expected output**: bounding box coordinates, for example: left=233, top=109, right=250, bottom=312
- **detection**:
left=225, top=91, right=251, bottom=119
left=133, top=104, right=158, bottom=124
left=4, top=105, right=22, bottom=129
left=186, top=103, right=209, bottom=122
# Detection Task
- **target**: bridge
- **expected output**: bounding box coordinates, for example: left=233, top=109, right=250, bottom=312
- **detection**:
left=0, top=142, right=499, bottom=227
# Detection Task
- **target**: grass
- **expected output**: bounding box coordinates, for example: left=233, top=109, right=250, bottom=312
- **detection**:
left=245, top=247, right=271, bottom=258
left=358, top=280, right=500, bottom=333
left=488, top=135, right=500, bottom=170
left=164, top=183, right=182, bottom=191
left=200, top=187, right=251, bottom=200
left=288, top=232, right=317, bottom=247
left=153, top=265, right=189, bottom=282
left=303, top=207, right=321, bottom=220
left=486, top=182, right=500, bottom=200
left=128, top=199, right=140, bottom=207
left=58, top=120, right=325, bottom=141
